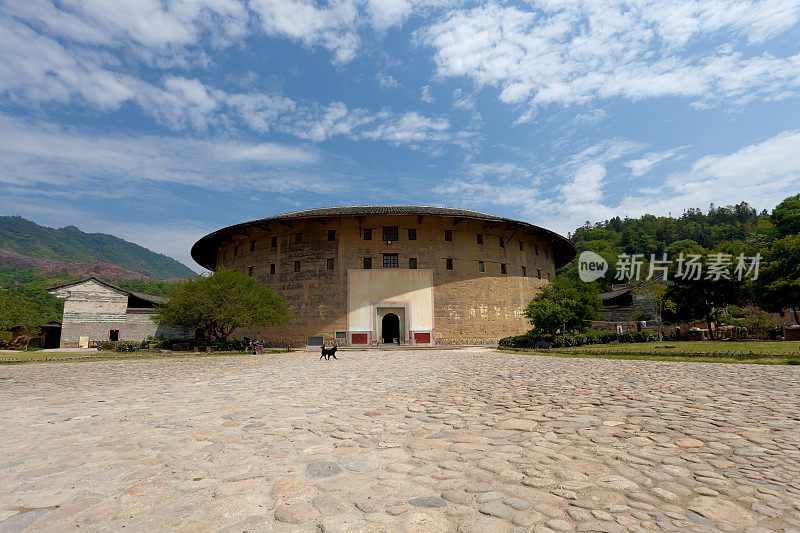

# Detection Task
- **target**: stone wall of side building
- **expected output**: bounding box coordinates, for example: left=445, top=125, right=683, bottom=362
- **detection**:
left=52, top=279, right=185, bottom=347
left=212, top=214, right=557, bottom=346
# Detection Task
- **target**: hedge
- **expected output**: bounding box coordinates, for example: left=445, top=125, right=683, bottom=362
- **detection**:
left=499, top=330, right=660, bottom=349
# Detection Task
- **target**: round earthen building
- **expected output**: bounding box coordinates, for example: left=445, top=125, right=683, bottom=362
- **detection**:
left=191, top=206, right=575, bottom=346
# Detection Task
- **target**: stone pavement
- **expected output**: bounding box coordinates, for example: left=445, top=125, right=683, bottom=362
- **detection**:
left=1, top=348, right=799, bottom=532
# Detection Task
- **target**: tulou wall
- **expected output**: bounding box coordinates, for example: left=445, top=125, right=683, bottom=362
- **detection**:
left=210, top=213, right=559, bottom=346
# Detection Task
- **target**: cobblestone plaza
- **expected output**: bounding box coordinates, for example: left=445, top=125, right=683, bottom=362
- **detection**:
left=2, top=349, right=799, bottom=532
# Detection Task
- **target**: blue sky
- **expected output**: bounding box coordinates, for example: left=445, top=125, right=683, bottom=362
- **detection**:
left=1, top=0, right=799, bottom=270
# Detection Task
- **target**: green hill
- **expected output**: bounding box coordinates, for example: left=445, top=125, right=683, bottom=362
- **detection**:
left=0, top=216, right=194, bottom=280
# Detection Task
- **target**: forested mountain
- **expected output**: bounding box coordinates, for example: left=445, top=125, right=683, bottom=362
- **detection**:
left=0, top=216, right=194, bottom=280
left=560, top=201, right=787, bottom=291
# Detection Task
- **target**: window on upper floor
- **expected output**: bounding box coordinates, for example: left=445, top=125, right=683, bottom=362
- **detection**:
left=250, top=241, right=256, bottom=252
left=499, top=237, right=505, bottom=248
left=272, top=236, right=278, bottom=248
left=233, top=245, right=238, bottom=256
left=444, top=230, right=452, bottom=241
left=383, top=226, right=398, bottom=242
left=408, top=228, right=417, bottom=240
left=294, top=261, right=300, bottom=273
left=446, top=258, right=453, bottom=270
left=519, top=241, right=524, bottom=251
left=363, top=228, right=372, bottom=240
left=501, top=263, right=507, bottom=275
left=363, top=257, right=372, bottom=269
left=270, top=263, right=276, bottom=275
left=295, top=232, right=302, bottom=244
left=477, top=233, right=483, bottom=244
left=408, top=257, right=417, bottom=269
left=478, top=261, right=485, bottom=273
left=327, top=229, right=336, bottom=241
left=327, top=258, right=335, bottom=270
left=248, top=266, right=253, bottom=277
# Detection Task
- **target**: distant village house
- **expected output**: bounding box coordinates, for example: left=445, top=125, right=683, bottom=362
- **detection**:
left=47, top=277, right=186, bottom=348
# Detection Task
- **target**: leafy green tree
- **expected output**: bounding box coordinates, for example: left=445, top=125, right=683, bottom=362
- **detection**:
left=753, top=234, right=800, bottom=324
left=0, top=290, right=44, bottom=349
left=771, top=194, right=800, bottom=238
left=668, top=254, right=745, bottom=340
left=524, top=276, right=601, bottom=334
left=153, top=268, right=291, bottom=340
left=631, top=279, right=675, bottom=340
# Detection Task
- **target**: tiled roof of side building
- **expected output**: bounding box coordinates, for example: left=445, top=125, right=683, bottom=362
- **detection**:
left=191, top=205, right=576, bottom=270
left=46, top=276, right=168, bottom=305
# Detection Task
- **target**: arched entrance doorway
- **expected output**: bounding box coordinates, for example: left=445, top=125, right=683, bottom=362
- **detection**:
left=381, top=313, right=400, bottom=344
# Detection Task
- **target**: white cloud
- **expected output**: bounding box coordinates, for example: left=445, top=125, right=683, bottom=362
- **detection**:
left=624, top=148, right=684, bottom=177
left=377, top=71, right=400, bottom=89
left=422, top=1, right=800, bottom=113
left=0, top=113, right=328, bottom=195
left=659, top=129, right=800, bottom=209
left=421, top=85, right=434, bottom=103
left=434, top=132, right=800, bottom=235
left=284, top=103, right=453, bottom=146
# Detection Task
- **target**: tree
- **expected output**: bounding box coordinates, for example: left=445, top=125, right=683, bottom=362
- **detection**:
left=524, top=276, right=601, bottom=334
left=153, top=268, right=291, bottom=341
left=771, top=194, right=800, bottom=238
left=0, top=289, right=44, bottom=349
left=631, top=279, right=675, bottom=340
left=753, top=234, right=800, bottom=325
left=668, top=254, right=744, bottom=340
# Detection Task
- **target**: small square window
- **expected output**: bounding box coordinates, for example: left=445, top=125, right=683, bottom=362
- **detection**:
left=363, top=228, right=372, bottom=240
left=335, top=331, right=347, bottom=340
left=408, top=228, right=417, bottom=240
left=383, top=254, right=399, bottom=268
left=444, top=230, right=452, bottom=241
left=477, top=234, right=483, bottom=244
left=250, top=241, right=256, bottom=252
left=295, top=232, right=302, bottom=244
left=294, top=261, right=300, bottom=273
left=234, top=245, right=239, bottom=256
left=408, top=257, right=417, bottom=269
left=248, top=266, right=254, bottom=277
left=383, top=226, right=398, bottom=241
left=270, top=263, right=276, bottom=275
left=271, top=236, right=278, bottom=248
left=363, top=257, right=372, bottom=269
left=478, top=261, right=485, bottom=273
left=446, top=258, right=454, bottom=270
left=499, top=237, right=505, bottom=248
left=501, top=263, right=507, bottom=275
left=328, top=229, right=336, bottom=241
left=537, top=269, right=542, bottom=279
left=519, top=241, right=524, bottom=251
left=534, top=244, right=539, bottom=255
left=521, top=266, right=527, bottom=277
left=327, top=258, right=335, bottom=270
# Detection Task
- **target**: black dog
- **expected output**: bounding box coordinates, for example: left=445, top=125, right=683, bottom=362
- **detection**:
left=320, top=345, right=338, bottom=360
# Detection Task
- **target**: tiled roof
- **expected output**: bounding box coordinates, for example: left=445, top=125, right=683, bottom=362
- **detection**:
left=47, top=276, right=168, bottom=304
left=191, top=205, right=576, bottom=270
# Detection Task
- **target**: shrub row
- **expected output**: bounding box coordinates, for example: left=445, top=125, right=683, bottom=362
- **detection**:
left=499, top=330, right=660, bottom=349
left=97, top=340, right=140, bottom=352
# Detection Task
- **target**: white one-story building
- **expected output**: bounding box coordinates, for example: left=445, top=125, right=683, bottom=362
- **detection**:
left=48, top=277, right=187, bottom=348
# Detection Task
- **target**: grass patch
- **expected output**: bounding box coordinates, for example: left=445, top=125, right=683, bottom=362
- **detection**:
left=0, top=349, right=293, bottom=365
left=500, top=340, right=800, bottom=365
